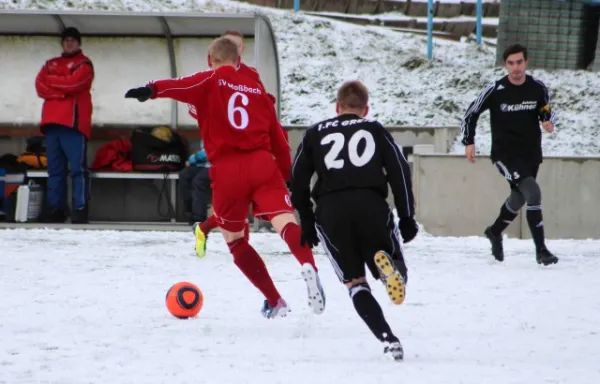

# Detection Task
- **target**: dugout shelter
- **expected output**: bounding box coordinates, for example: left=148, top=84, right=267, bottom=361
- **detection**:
left=0, top=10, right=281, bottom=223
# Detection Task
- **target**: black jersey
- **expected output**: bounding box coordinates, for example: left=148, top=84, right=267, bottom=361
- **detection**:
left=290, top=113, right=414, bottom=221
left=460, top=74, right=556, bottom=162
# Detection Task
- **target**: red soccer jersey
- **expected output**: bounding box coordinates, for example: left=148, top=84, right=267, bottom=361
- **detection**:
left=188, top=61, right=277, bottom=117
left=237, top=62, right=277, bottom=104
left=236, top=63, right=286, bottom=142
left=147, top=66, right=291, bottom=179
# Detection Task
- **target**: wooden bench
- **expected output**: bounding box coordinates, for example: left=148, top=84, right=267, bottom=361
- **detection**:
left=23, top=169, right=268, bottom=230
left=24, top=170, right=267, bottom=230
left=26, top=169, right=181, bottom=223
left=0, top=124, right=192, bottom=223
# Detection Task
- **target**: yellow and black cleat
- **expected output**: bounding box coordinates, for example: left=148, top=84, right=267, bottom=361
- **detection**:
left=193, top=223, right=207, bottom=258
left=374, top=251, right=406, bottom=305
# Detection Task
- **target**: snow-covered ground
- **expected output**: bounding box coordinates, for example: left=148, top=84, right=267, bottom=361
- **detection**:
left=1, top=228, right=599, bottom=384
left=1, top=0, right=599, bottom=156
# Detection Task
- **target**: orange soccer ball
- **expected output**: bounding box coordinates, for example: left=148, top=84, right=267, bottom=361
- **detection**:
left=165, top=282, right=204, bottom=319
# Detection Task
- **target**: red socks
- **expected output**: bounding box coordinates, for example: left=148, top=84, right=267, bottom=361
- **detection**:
left=221, top=221, right=315, bottom=307
left=200, top=215, right=218, bottom=234
left=201, top=215, right=250, bottom=241
left=244, top=221, right=250, bottom=242
left=227, top=238, right=281, bottom=307
left=281, top=222, right=317, bottom=271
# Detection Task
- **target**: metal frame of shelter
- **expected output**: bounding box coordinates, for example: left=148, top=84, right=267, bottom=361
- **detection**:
left=0, top=10, right=282, bottom=129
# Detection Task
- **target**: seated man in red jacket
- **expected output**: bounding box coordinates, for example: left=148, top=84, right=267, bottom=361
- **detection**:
left=35, top=27, right=94, bottom=223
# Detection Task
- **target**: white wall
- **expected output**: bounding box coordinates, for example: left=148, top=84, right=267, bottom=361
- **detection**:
left=0, top=36, right=172, bottom=126
left=0, top=36, right=57, bottom=125
left=412, top=154, right=600, bottom=239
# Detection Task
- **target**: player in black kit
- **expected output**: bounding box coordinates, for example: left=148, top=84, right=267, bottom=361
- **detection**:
left=290, top=81, right=418, bottom=361
left=461, top=44, right=558, bottom=266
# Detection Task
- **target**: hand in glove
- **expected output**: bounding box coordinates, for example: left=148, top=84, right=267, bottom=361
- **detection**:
left=300, top=220, right=320, bottom=248
left=125, top=86, right=154, bottom=102
left=399, top=217, right=418, bottom=244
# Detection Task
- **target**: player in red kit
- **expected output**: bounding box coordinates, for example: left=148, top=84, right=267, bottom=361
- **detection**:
left=222, top=30, right=278, bottom=105
left=192, top=30, right=282, bottom=252
left=125, top=37, right=325, bottom=319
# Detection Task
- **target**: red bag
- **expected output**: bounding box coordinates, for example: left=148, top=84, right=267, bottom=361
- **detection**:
left=91, top=139, right=133, bottom=172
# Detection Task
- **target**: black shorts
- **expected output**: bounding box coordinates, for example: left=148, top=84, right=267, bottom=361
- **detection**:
left=314, top=189, right=406, bottom=284
left=494, top=158, right=540, bottom=189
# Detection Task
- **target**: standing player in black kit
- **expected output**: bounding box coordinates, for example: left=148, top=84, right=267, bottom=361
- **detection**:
left=461, top=44, right=558, bottom=266
left=290, top=81, right=418, bottom=361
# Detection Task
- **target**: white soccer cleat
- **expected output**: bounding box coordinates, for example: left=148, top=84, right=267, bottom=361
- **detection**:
left=301, top=263, right=326, bottom=315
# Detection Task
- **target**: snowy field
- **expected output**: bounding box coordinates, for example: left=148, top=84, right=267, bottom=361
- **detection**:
left=1, top=228, right=599, bottom=384
left=1, top=0, right=599, bottom=156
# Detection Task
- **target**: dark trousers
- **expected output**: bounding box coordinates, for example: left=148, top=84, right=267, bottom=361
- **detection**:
left=315, top=189, right=407, bottom=284
left=179, top=166, right=211, bottom=222
left=44, top=124, right=90, bottom=211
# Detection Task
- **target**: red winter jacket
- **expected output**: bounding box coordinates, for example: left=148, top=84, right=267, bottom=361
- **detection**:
left=35, top=50, right=94, bottom=138
left=91, top=139, right=133, bottom=172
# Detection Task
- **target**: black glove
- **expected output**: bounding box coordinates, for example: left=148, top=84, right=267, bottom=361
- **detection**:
left=125, top=86, right=154, bottom=102
left=399, top=217, right=418, bottom=244
left=300, top=220, right=319, bottom=248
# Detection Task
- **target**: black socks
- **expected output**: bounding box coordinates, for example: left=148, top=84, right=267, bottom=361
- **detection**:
left=350, top=283, right=397, bottom=343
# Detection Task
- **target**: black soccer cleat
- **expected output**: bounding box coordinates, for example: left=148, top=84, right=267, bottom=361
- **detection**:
left=536, top=248, right=559, bottom=266
left=383, top=340, right=404, bottom=361
left=484, top=227, right=504, bottom=262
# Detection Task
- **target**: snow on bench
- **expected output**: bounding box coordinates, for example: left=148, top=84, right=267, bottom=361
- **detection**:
left=26, top=170, right=179, bottom=180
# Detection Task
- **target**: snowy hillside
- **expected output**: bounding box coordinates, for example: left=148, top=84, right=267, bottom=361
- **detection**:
left=2, top=0, right=599, bottom=156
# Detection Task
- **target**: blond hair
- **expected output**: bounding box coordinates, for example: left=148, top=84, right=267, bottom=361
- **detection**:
left=208, top=37, right=239, bottom=65
left=222, top=30, right=244, bottom=40
left=336, top=81, right=369, bottom=110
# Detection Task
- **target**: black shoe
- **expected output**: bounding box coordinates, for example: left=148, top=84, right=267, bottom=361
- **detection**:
left=536, top=248, right=558, bottom=266
left=44, top=209, right=67, bottom=223
left=188, top=217, right=203, bottom=226
left=484, top=226, right=504, bottom=262
left=71, top=206, right=89, bottom=224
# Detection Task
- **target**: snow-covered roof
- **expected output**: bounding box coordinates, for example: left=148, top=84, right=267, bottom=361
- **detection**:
left=0, top=10, right=261, bottom=37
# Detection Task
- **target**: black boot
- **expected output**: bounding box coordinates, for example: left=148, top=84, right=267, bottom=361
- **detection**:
left=536, top=248, right=558, bottom=266
left=484, top=226, right=504, bottom=262
left=71, top=206, right=89, bottom=224
left=44, top=209, right=67, bottom=223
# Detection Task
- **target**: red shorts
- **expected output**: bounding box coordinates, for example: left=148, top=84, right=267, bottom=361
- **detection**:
left=209, top=150, right=294, bottom=232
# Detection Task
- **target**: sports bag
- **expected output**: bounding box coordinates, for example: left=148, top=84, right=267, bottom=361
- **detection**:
left=131, top=127, right=187, bottom=172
